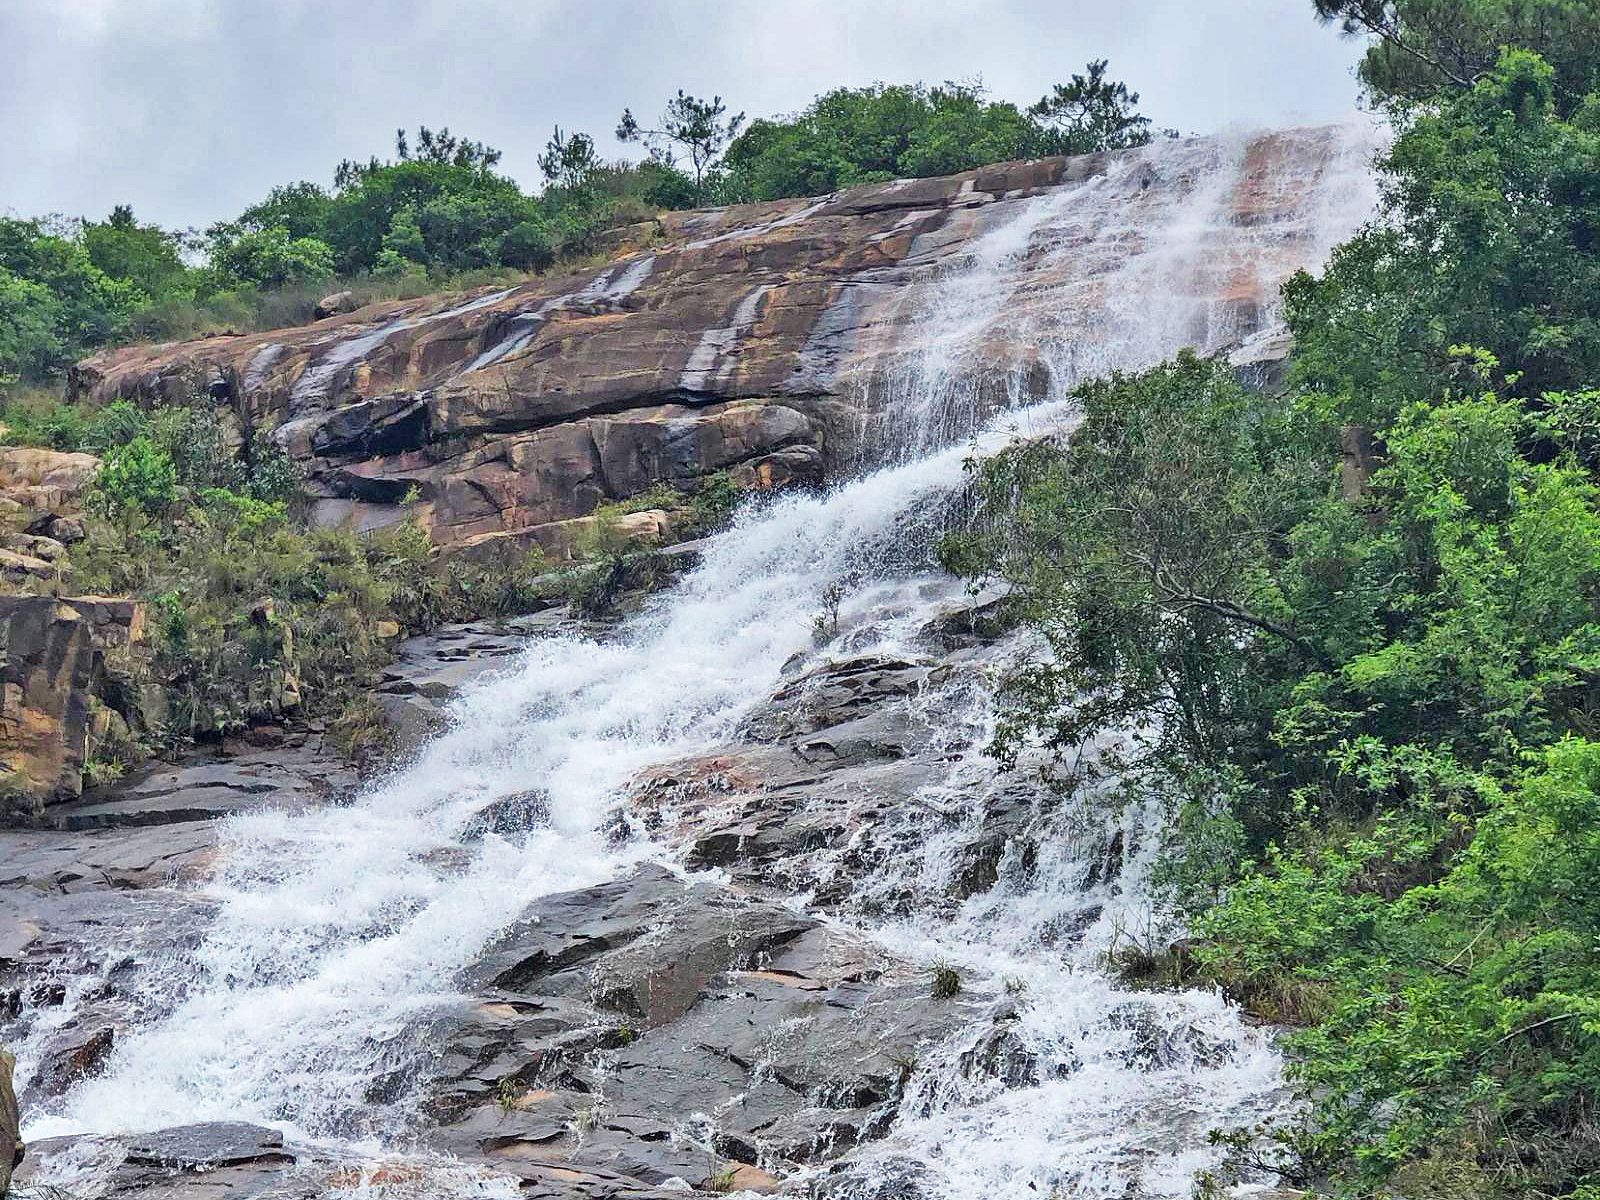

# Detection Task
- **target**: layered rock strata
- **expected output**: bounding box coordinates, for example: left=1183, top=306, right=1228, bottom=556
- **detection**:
left=71, top=128, right=1357, bottom=555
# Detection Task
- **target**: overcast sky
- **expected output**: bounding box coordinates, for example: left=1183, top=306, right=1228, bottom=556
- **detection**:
left=2, top=1, right=1370, bottom=231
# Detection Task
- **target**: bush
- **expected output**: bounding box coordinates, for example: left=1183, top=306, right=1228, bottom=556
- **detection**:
left=92, top=436, right=177, bottom=520
left=497, top=219, right=556, bottom=271
left=929, top=962, right=962, bottom=999
left=209, top=226, right=336, bottom=289
left=953, top=342, right=1600, bottom=1190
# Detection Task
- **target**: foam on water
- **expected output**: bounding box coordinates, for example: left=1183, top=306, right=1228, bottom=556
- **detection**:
left=20, top=124, right=1381, bottom=1196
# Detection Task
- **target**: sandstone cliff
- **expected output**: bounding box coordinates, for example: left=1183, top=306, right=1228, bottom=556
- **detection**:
left=70, top=127, right=1364, bottom=557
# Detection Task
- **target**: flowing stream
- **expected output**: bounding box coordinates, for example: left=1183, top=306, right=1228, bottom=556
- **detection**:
left=18, top=126, right=1379, bottom=1198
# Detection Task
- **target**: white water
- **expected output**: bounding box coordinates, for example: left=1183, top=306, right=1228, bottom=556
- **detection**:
left=19, top=124, right=1379, bottom=1196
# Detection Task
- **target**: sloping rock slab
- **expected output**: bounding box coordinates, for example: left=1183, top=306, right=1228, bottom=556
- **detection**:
left=426, top=865, right=984, bottom=1185
left=73, top=129, right=1348, bottom=551
left=15, top=1123, right=295, bottom=1199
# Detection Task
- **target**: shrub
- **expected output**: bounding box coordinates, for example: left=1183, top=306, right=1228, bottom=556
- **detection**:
left=92, top=435, right=177, bottom=520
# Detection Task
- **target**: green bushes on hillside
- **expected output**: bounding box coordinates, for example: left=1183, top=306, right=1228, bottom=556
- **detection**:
left=718, top=66, right=1156, bottom=203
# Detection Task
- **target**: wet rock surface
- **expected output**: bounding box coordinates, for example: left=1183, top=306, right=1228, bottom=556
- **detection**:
left=427, top=863, right=984, bottom=1191
left=0, top=586, right=1037, bottom=1198
left=0, top=733, right=356, bottom=1152
left=0, top=128, right=1375, bottom=1199
left=70, top=131, right=1338, bottom=555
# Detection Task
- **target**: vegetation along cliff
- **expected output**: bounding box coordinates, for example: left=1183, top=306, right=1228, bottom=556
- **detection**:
left=3, top=3, right=1600, bottom=1199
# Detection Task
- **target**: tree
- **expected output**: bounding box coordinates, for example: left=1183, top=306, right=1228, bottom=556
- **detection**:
left=1311, top=0, right=1600, bottom=114
left=1027, top=59, right=1155, bottom=155
left=232, top=182, right=334, bottom=242
left=953, top=354, right=1600, bottom=1190
left=496, top=220, right=555, bottom=271
left=943, top=354, right=1327, bottom=831
left=1287, top=49, right=1600, bottom=414
left=334, top=126, right=502, bottom=192
left=537, top=126, right=600, bottom=193
left=322, top=158, right=537, bottom=273
left=394, top=125, right=502, bottom=171
left=210, top=226, right=335, bottom=288
left=0, top=268, right=63, bottom=383
left=81, top=205, right=191, bottom=304
left=0, top=216, right=147, bottom=367
left=723, top=81, right=1040, bottom=202
left=897, top=82, right=1037, bottom=178
left=618, top=91, right=746, bottom=199
left=92, top=435, right=178, bottom=521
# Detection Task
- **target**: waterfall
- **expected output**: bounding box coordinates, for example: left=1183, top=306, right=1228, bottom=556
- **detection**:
left=16, top=124, right=1380, bottom=1197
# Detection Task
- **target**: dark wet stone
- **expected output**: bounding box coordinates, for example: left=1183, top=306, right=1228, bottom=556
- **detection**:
left=462, top=790, right=551, bottom=841
left=124, top=1122, right=292, bottom=1170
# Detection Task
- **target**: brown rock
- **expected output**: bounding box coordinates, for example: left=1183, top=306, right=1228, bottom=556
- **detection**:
left=0, top=448, right=99, bottom=496
left=54, top=1025, right=113, bottom=1091
left=7, top=534, right=66, bottom=562
left=0, top=448, right=100, bottom=535
left=313, top=290, right=360, bottom=320
left=32, top=513, right=86, bottom=544
left=719, top=1163, right=782, bottom=1193
left=1, top=1046, right=18, bottom=1197
left=72, top=127, right=1363, bottom=553
left=0, top=596, right=150, bottom=808
left=0, top=549, right=52, bottom=578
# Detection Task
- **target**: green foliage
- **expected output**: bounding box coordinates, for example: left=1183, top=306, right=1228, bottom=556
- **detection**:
left=688, top=471, right=741, bottom=535
left=0, top=215, right=147, bottom=379
left=945, top=354, right=1328, bottom=844
left=91, top=436, right=178, bottom=520
left=81, top=205, right=192, bottom=303
left=234, top=180, right=335, bottom=242
left=1026, top=59, right=1157, bottom=156
left=561, top=509, right=661, bottom=619
left=1287, top=48, right=1600, bottom=415
left=1312, top=0, right=1600, bottom=116
left=618, top=91, right=746, bottom=201
left=954, top=30, right=1600, bottom=1186
left=721, top=69, right=1157, bottom=204
left=319, top=158, right=537, bottom=275
left=929, top=962, right=962, bottom=999
left=393, top=124, right=503, bottom=172
left=0, top=268, right=64, bottom=383
left=1200, top=743, right=1600, bottom=1194
left=2, top=74, right=1162, bottom=388
left=959, top=351, right=1600, bottom=1188
left=724, top=81, right=1035, bottom=201
left=209, top=226, right=335, bottom=288
left=538, top=126, right=600, bottom=192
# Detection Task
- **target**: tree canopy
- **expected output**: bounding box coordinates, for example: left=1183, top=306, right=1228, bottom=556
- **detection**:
left=1313, top=0, right=1600, bottom=115
left=718, top=67, right=1157, bottom=204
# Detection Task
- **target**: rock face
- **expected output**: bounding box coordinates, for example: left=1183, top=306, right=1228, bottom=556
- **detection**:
left=70, top=128, right=1362, bottom=555
left=0, top=447, right=98, bottom=586
left=0, top=596, right=150, bottom=811
left=424, top=862, right=983, bottom=1189
left=1, top=1045, right=18, bottom=1197
left=0, top=448, right=99, bottom=525
left=4, top=130, right=1373, bottom=1196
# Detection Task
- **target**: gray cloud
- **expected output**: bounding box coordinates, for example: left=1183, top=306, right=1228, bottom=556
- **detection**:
left=0, top=0, right=1369, bottom=230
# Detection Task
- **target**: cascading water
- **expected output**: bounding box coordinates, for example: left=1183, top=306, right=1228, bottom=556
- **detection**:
left=15, top=124, right=1379, bottom=1197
